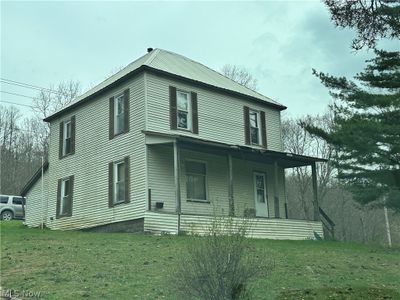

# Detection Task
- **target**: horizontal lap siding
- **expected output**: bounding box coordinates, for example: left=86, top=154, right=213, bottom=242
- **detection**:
left=146, top=73, right=283, bottom=151
left=25, top=171, right=49, bottom=227
left=147, top=146, right=229, bottom=216
left=180, top=214, right=323, bottom=240
left=143, top=211, right=178, bottom=234
left=47, top=75, right=146, bottom=230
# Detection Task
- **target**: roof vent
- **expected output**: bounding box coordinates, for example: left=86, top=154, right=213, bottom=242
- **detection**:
left=147, top=47, right=153, bottom=53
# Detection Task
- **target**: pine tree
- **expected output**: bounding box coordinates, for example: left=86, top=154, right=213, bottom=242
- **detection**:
left=307, top=50, right=400, bottom=211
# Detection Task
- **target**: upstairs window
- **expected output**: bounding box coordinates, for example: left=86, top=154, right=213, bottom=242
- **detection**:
left=243, top=106, right=267, bottom=148
left=186, top=160, right=207, bottom=201
left=249, top=110, right=261, bottom=145
left=177, top=91, right=191, bottom=130
left=59, top=116, right=76, bottom=159
left=108, top=156, right=130, bottom=207
left=109, top=89, right=130, bottom=139
left=56, top=175, right=74, bottom=218
left=169, top=86, right=198, bottom=134
left=114, top=94, right=125, bottom=135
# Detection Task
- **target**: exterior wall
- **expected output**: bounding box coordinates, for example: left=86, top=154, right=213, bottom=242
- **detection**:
left=24, top=171, right=49, bottom=227
left=144, top=212, right=324, bottom=240
left=147, top=145, right=286, bottom=218
left=46, top=74, right=146, bottom=230
left=145, top=72, right=283, bottom=152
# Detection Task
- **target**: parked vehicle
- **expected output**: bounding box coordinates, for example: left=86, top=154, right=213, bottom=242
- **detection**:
left=0, top=195, right=26, bottom=220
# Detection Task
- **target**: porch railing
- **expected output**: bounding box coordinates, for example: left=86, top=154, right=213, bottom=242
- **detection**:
left=319, top=207, right=335, bottom=239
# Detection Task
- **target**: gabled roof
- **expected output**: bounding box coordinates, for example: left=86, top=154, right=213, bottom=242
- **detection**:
left=44, top=49, right=286, bottom=122
left=20, top=162, right=49, bottom=197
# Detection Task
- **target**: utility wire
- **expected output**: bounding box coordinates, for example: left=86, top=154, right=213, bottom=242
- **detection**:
left=0, top=90, right=36, bottom=99
left=0, top=100, right=34, bottom=108
left=0, top=78, right=62, bottom=95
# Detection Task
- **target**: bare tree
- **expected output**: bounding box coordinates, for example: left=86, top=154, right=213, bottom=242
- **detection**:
left=221, top=65, right=258, bottom=91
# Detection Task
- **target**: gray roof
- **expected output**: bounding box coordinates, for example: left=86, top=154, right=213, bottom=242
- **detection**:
left=45, top=49, right=285, bottom=121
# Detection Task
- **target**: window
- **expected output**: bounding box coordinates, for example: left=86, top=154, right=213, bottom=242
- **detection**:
left=249, top=110, right=260, bottom=145
left=109, top=89, right=130, bottom=139
left=186, top=161, right=207, bottom=201
left=12, top=197, right=25, bottom=205
left=114, top=161, right=125, bottom=204
left=244, top=106, right=266, bottom=147
left=59, top=116, right=75, bottom=159
left=63, top=121, right=71, bottom=155
left=108, top=156, right=130, bottom=207
left=0, top=196, right=8, bottom=204
left=255, top=174, right=266, bottom=203
left=114, top=94, right=125, bottom=135
left=169, top=86, right=198, bottom=134
left=57, top=176, right=74, bottom=218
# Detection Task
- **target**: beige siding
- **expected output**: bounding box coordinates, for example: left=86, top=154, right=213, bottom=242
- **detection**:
left=147, top=145, right=286, bottom=218
left=25, top=171, right=49, bottom=228
left=46, top=74, right=146, bottom=230
left=145, top=72, right=283, bottom=151
left=145, top=213, right=324, bottom=240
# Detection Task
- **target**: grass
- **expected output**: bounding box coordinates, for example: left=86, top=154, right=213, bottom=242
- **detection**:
left=1, top=221, right=399, bottom=300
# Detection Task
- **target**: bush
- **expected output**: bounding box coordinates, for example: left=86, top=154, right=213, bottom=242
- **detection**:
left=174, top=217, right=266, bottom=300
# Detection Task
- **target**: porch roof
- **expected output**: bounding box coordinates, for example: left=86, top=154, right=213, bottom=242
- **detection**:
left=144, top=131, right=327, bottom=168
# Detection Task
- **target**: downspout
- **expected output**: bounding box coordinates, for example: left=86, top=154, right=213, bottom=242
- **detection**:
left=173, top=140, right=181, bottom=233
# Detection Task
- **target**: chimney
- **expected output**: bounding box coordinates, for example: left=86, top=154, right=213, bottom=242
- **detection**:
left=147, top=48, right=153, bottom=53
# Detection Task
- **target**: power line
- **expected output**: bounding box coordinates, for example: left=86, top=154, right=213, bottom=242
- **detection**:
left=0, top=78, right=62, bottom=95
left=0, top=100, right=34, bottom=108
left=0, top=90, right=36, bottom=99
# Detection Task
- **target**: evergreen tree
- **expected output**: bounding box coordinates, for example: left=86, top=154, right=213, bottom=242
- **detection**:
left=306, top=1, right=400, bottom=211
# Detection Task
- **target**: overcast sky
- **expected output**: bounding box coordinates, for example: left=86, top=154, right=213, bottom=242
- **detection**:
left=1, top=1, right=393, bottom=119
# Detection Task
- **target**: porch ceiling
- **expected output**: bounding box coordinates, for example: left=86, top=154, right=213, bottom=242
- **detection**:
left=143, top=130, right=327, bottom=168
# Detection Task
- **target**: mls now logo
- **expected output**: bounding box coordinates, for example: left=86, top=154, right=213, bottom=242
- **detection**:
left=1, top=288, right=42, bottom=298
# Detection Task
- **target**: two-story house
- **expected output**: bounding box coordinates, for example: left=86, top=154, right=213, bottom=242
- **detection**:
left=21, top=48, right=326, bottom=239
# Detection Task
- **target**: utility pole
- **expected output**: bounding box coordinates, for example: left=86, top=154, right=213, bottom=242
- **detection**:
left=41, top=156, right=44, bottom=230
left=383, top=204, right=392, bottom=247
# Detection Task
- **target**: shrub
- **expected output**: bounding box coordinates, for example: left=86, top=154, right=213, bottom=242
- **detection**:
left=174, top=217, right=266, bottom=300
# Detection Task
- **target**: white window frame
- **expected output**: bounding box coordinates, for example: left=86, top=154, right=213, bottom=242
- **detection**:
left=114, top=93, right=125, bottom=135
left=249, top=109, right=261, bottom=145
left=63, top=120, right=71, bottom=155
left=185, top=159, right=208, bottom=202
left=113, top=160, right=125, bottom=204
left=60, top=177, right=70, bottom=216
left=176, top=90, right=192, bottom=130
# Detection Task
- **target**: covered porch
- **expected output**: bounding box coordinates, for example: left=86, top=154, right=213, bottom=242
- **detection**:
left=144, top=131, right=327, bottom=239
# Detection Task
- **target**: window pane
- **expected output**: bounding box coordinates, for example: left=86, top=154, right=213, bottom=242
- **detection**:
left=257, top=189, right=265, bottom=203
left=116, top=114, right=125, bottom=134
left=177, top=111, right=188, bottom=129
left=256, top=175, right=264, bottom=189
left=187, top=174, right=206, bottom=200
left=117, top=97, right=124, bottom=114
left=65, top=122, right=71, bottom=138
left=63, top=180, right=70, bottom=197
left=0, top=196, right=8, bottom=204
left=117, top=163, right=125, bottom=182
left=186, top=161, right=206, bottom=174
left=64, top=138, right=71, bottom=154
left=250, top=111, right=258, bottom=127
left=116, top=182, right=125, bottom=202
left=251, top=127, right=259, bottom=144
left=12, top=197, right=23, bottom=205
left=177, top=92, right=188, bottom=110
left=61, top=196, right=69, bottom=215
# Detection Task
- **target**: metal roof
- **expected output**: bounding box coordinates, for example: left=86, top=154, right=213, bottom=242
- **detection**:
left=44, top=49, right=286, bottom=121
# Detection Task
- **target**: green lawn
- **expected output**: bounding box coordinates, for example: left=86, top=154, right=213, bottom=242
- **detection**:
left=1, top=221, right=399, bottom=299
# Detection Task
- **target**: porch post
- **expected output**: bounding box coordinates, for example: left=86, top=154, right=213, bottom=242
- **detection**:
left=273, top=161, right=280, bottom=218
left=173, top=141, right=181, bottom=215
left=311, top=162, right=320, bottom=221
left=228, top=153, right=234, bottom=216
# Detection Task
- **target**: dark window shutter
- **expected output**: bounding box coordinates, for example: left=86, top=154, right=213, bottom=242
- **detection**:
left=243, top=106, right=250, bottom=145
left=56, top=179, right=61, bottom=218
left=124, top=156, right=130, bottom=204
left=108, top=162, right=114, bottom=208
left=124, top=89, right=130, bottom=133
left=68, top=175, right=74, bottom=217
left=70, top=116, right=76, bottom=154
left=260, top=111, right=267, bottom=148
left=191, top=92, right=198, bottom=134
left=109, top=96, right=115, bottom=140
left=169, top=86, right=177, bottom=130
left=59, top=121, right=64, bottom=159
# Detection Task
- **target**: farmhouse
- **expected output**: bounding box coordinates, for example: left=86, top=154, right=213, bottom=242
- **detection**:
left=21, top=48, right=328, bottom=239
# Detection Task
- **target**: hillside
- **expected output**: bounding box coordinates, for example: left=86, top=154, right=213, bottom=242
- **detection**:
left=1, top=221, right=399, bottom=299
